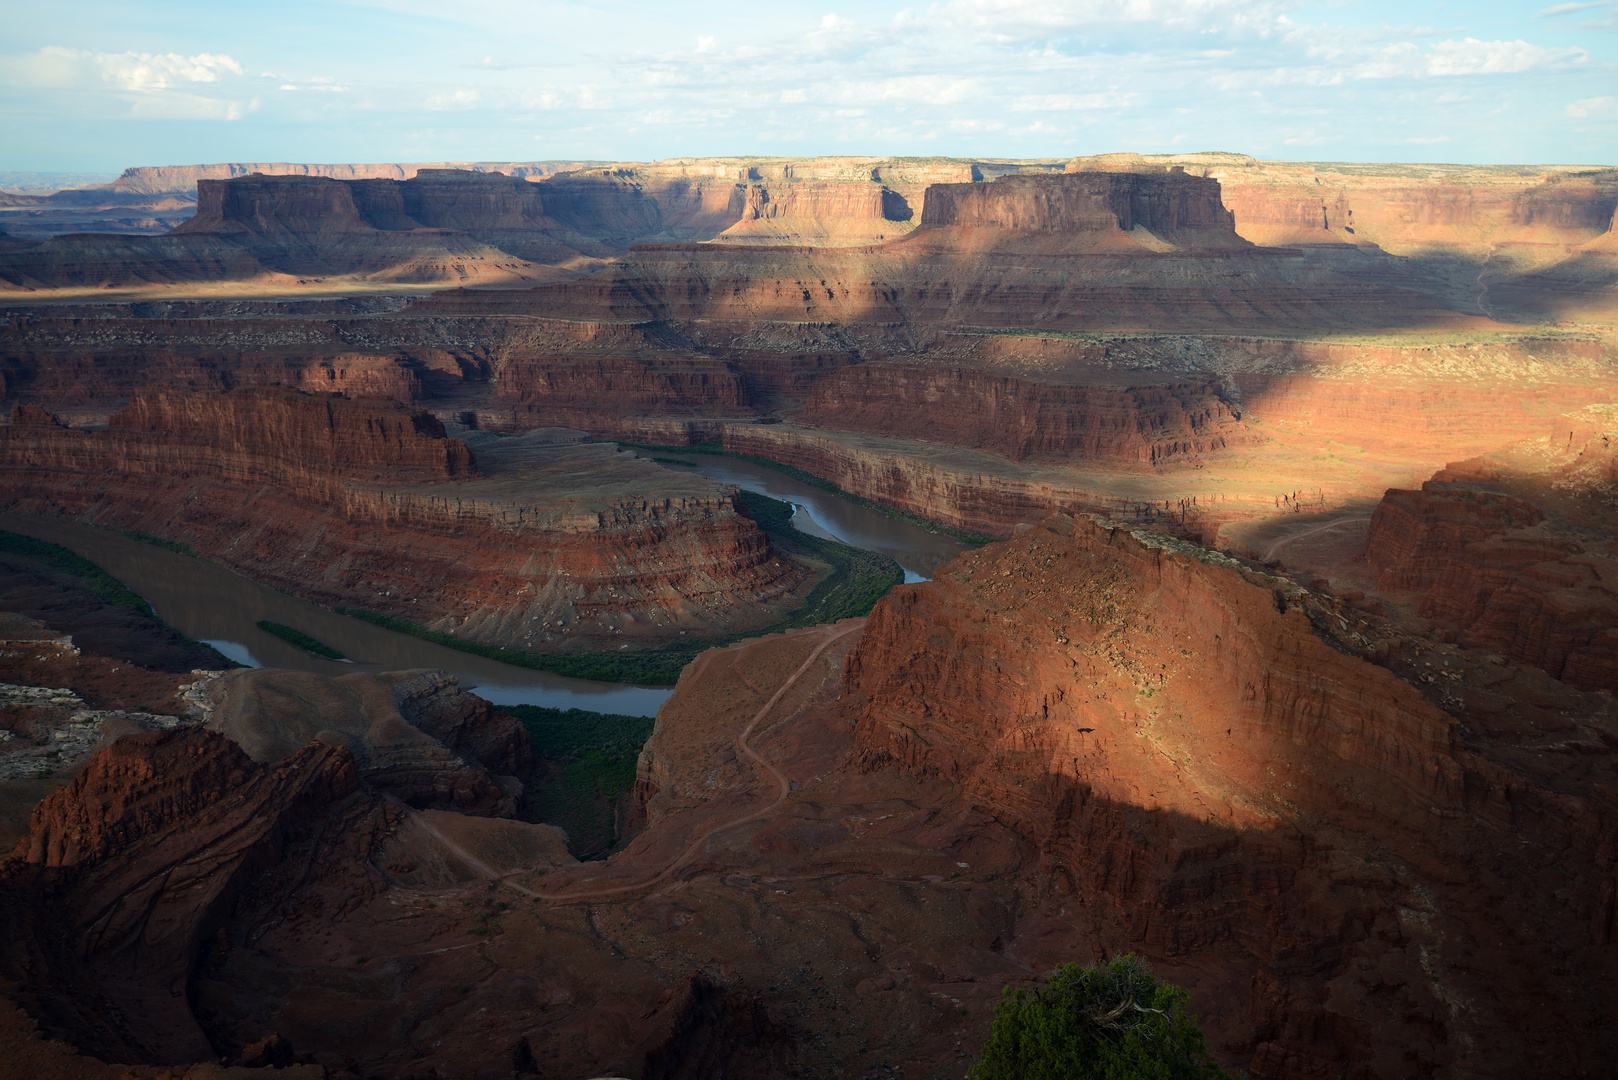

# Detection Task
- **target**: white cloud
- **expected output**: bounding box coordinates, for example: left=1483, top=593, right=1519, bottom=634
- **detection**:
left=780, top=88, right=808, bottom=103
left=1012, top=92, right=1141, bottom=110
left=1536, top=2, right=1613, bottom=16
left=0, top=46, right=248, bottom=120
left=128, top=91, right=244, bottom=120
left=1566, top=95, right=1618, bottom=118
left=1423, top=38, right=1583, bottom=76
left=943, top=0, right=1265, bottom=36
left=425, top=88, right=481, bottom=110
left=5, top=46, right=238, bottom=89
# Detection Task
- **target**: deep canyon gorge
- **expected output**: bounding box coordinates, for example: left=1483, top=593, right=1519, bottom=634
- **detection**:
left=0, top=152, right=1614, bottom=1080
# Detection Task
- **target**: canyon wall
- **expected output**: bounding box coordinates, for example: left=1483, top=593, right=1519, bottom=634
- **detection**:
left=722, top=423, right=1183, bottom=536
left=111, top=161, right=579, bottom=196
left=846, top=513, right=1618, bottom=1077
left=1365, top=416, right=1618, bottom=692
left=177, top=170, right=561, bottom=241
left=0, top=727, right=363, bottom=1064
left=919, top=171, right=1246, bottom=248
left=0, top=389, right=801, bottom=649
left=802, top=364, right=1252, bottom=464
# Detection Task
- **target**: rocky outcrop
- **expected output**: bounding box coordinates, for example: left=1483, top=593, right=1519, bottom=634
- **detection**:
left=1365, top=420, right=1618, bottom=692
left=802, top=364, right=1252, bottom=464
left=176, top=170, right=564, bottom=250
left=0, top=727, right=362, bottom=1064
left=417, top=194, right=1479, bottom=333
left=494, top=353, right=752, bottom=426
left=721, top=422, right=1251, bottom=538
left=202, top=668, right=524, bottom=815
left=110, top=161, right=571, bottom=196
left=847, top=513, right=1618, bottom=1077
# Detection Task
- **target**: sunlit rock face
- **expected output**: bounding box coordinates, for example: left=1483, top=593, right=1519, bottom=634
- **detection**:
left=847, top=513, right=1618, bottom=1078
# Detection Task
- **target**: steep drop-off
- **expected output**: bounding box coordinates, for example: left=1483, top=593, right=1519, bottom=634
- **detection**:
left=1366, top=408, right=1618, bottom=692
left=802, top=364, right=1253, bottom=464
left=848, top=513, right=1618, bottom=1077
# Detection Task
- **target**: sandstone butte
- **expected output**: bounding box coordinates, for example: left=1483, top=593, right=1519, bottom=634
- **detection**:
left=0, top=386, right=807, bottom=651
left=0, top=151, right=1615, bottom=1079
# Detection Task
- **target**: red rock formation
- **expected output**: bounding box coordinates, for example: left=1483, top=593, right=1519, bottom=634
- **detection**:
left=495, top=353, right=752, bottom=426
left=0, top=170, right=601, bottom=291
left=110, top=161, right=571, bottom=196
left=920, top=171, right=1247, bottom=249
left=1365, top=418, right=1618, bottom=692
left=204, top=668, right=526, bottom=815
left=0, top=727, right=362, bottom=1063
left=402, top=161, right=1494, bottom=333
left=803, top=364, right=1252, bottom=464
left=0, top=387, right=801, bottom=650
left=847, top=513, right=1618, bottom=1076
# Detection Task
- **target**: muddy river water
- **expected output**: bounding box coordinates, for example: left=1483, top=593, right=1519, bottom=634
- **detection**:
left=657, top=453, right=971, bottom=583
left=0, top=465, right=968, bottom=716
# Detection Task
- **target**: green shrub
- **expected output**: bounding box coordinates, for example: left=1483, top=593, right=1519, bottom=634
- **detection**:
left=120, top=529, right=199, bottom=557
left=255, top=620, right=346, bottom=661
left=0, top=530, right=152, bottom=614
left=969, top=957, right=1234, bottom=1080
left=506, top=705, right=655, bottom=860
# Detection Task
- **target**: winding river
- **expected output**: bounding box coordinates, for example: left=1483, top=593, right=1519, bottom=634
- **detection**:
left=1, top=468, right=968, bottom=717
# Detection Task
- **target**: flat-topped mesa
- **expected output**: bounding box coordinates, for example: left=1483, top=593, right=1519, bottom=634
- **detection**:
left=917, top=171, right=1249, bottom=249
left=106, top=386, right=476, bottom=483
left=174, top=169, right=557, bottom=241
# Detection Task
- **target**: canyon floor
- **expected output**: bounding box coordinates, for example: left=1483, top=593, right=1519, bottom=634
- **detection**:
left=0, top=154, right=1615, bottom=1078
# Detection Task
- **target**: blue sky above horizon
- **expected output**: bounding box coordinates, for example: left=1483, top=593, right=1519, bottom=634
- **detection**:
left=1, top=0, right=1614, bottom=172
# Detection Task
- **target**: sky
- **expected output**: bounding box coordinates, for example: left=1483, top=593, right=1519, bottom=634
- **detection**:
left=0, top=0, right=1614, bottom=173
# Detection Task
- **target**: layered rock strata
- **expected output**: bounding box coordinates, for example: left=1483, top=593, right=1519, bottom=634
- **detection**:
left=1366, top=411, right=1618, bottom=692
left=0, top=727, right=365, bottom=1064
left=0, top=388, right=803, bottom=649
left=802, top=364, right=1252, bottom=464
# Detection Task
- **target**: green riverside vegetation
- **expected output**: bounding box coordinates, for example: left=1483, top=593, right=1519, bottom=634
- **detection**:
left=337, top=489, right=904, bottom=686
left=0, top=529, right=237, bottom=668
left=255, top=620, right=348, bottom=661
left=627, top=441, right=994, bottom=545
left=969, top=957, right=1234, bottom=1080
left=120, top=529, right=200, bottom=557
left=505, top=704, right=655, bottom=860
left=0, top=529, right=156, bottom=614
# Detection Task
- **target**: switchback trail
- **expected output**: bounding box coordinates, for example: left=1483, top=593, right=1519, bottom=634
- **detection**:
left=401, top=621, right=863, bottom=904
left=1263, top=515, right=1371, bottom=563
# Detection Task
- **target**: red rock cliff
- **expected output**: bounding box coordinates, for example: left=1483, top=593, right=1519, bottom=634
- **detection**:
left=919, top=172, right=1246, bottom=248
left=846, top=514, right=1618, bottom=1076
left=0, top=389, right=800, bottom=651
left=1365, top=424, right=1618, bottom=692
left=802, top=364, right=1252, bottom=464
left=0, top=727, right=362, bottom=1063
